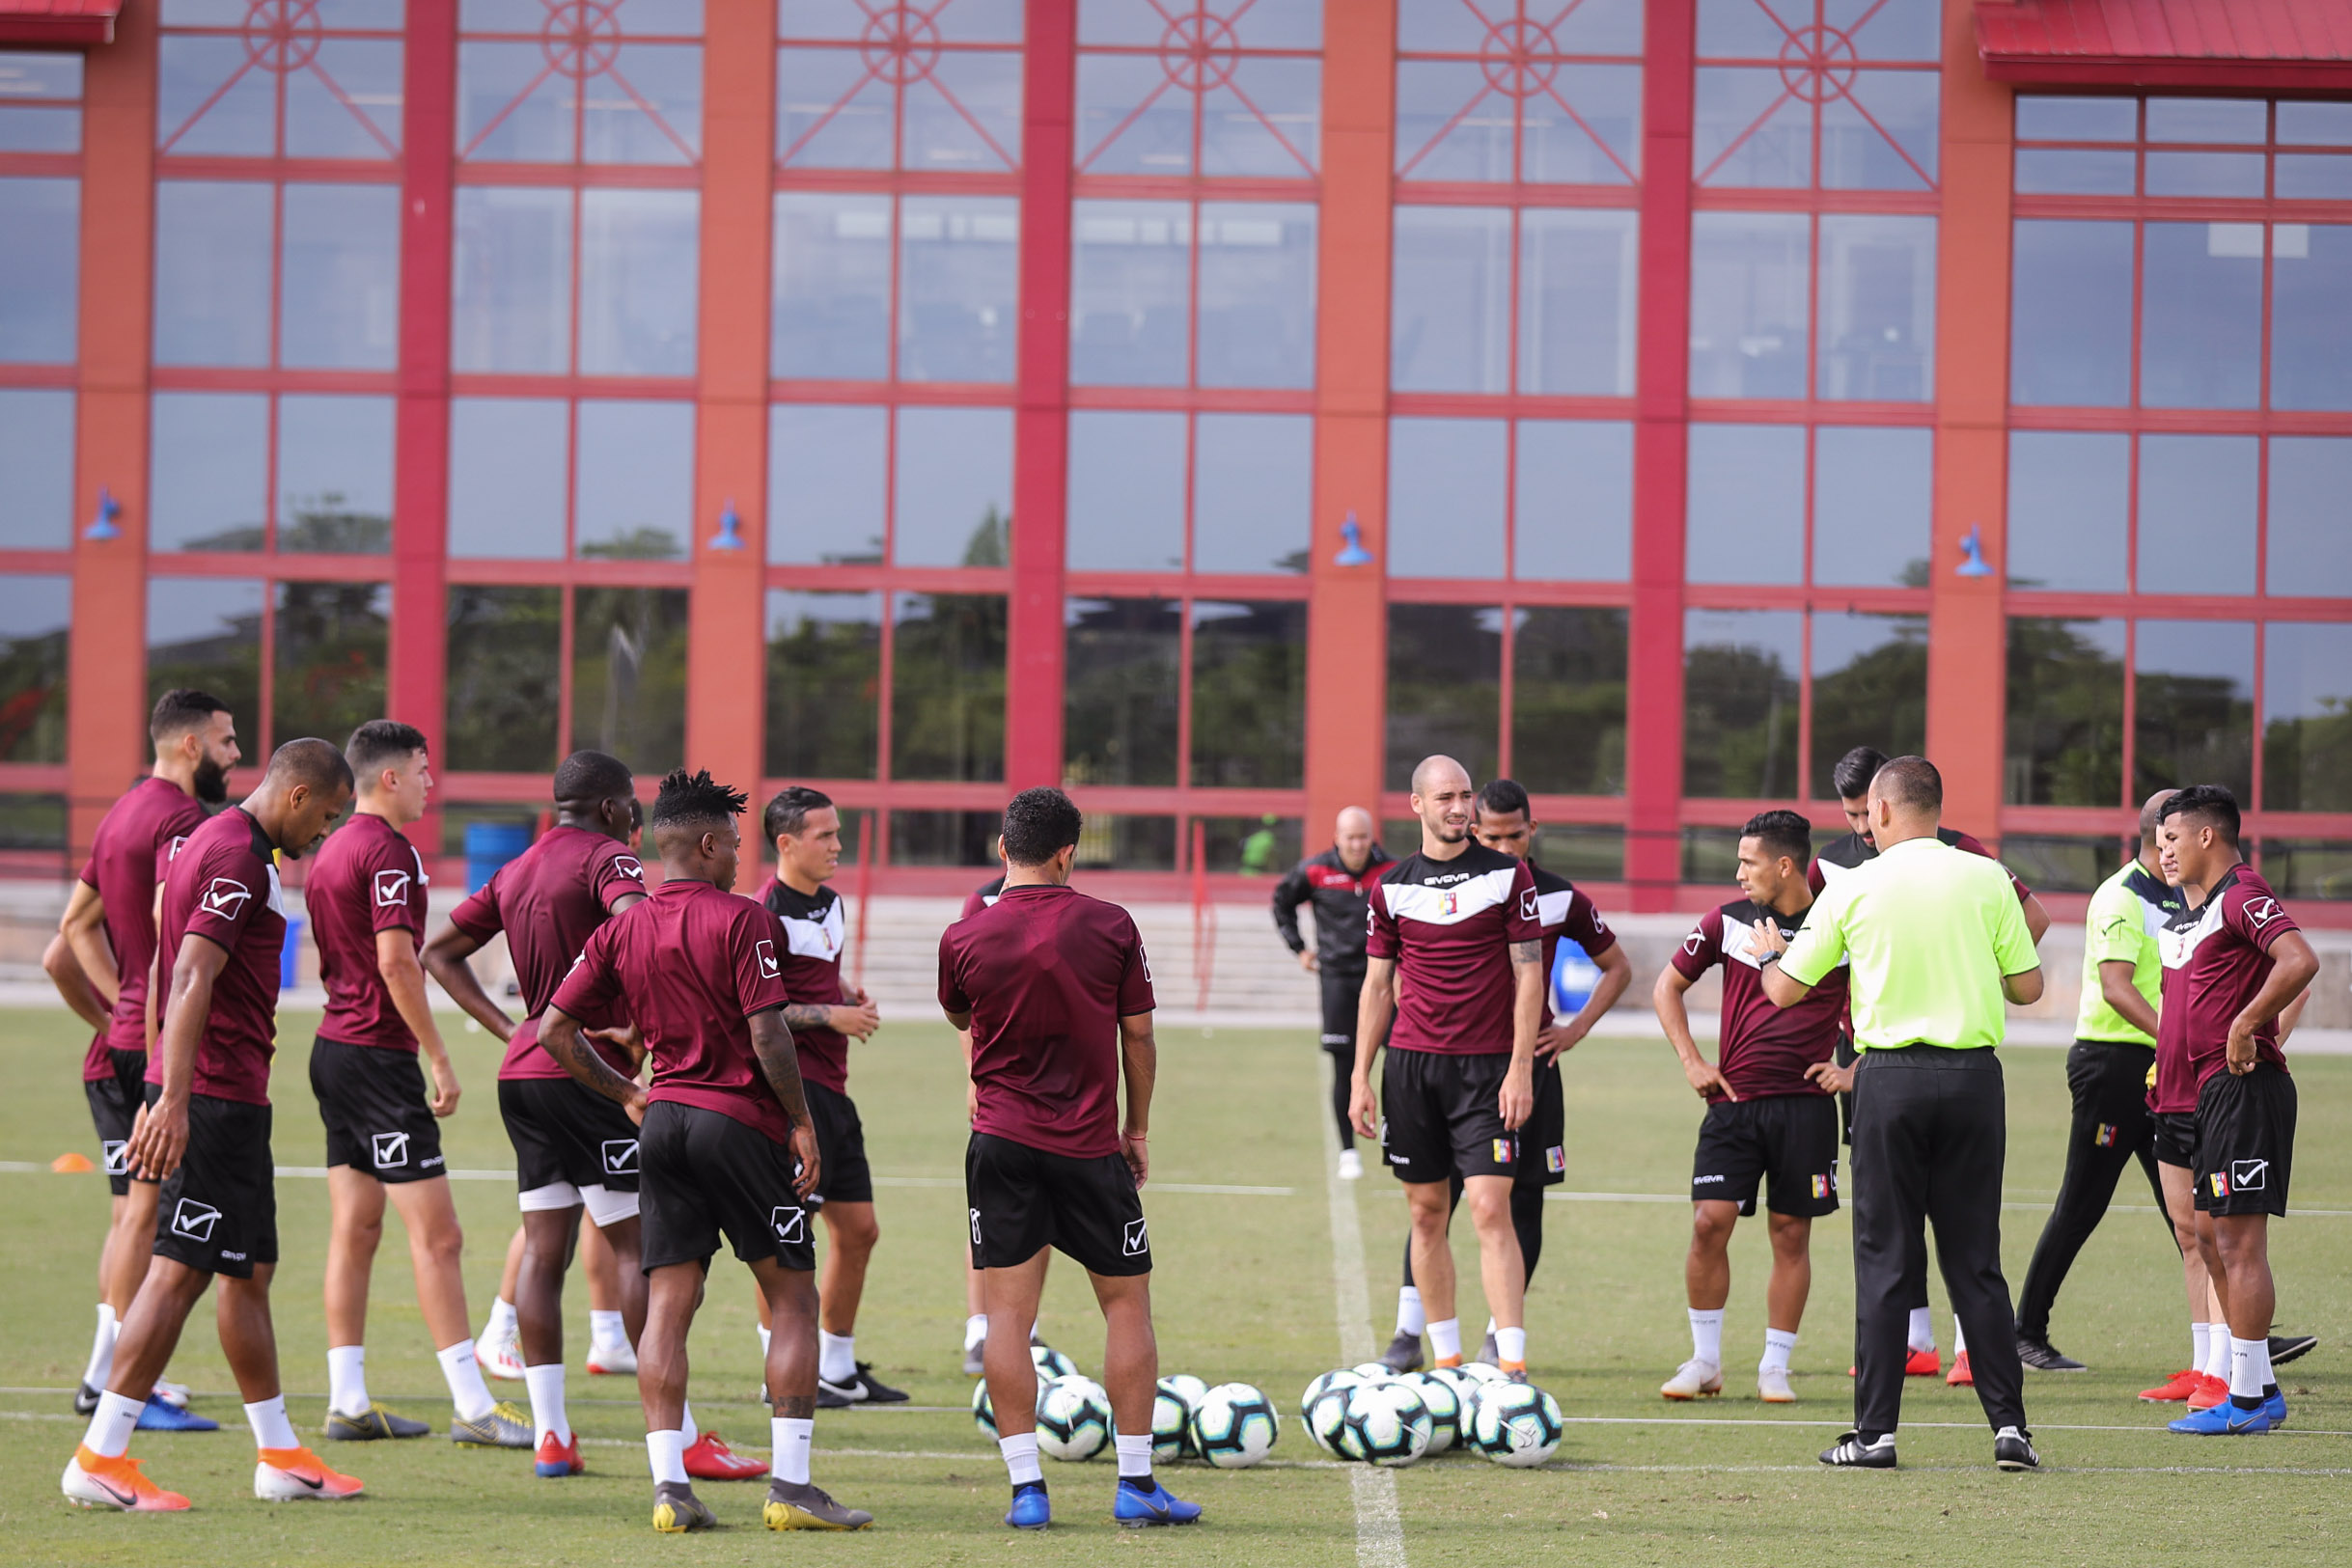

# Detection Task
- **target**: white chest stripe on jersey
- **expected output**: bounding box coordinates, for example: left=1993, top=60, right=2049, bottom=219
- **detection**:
left=1535, top=889, right=1573, bottom=930
left=1384, top=867, right=1519, bottom=926
left=779, top=902, right=844, bottom=960
left=2159, top=898, right=2229, bottom=971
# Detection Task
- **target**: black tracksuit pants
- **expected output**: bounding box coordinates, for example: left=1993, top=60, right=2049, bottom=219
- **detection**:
left=1850, top=1046, right=2026, bottom=1442
left=2014, top=1040, right=2172, bottom=1343
left=1320, top=966, right=1367, bottom=1149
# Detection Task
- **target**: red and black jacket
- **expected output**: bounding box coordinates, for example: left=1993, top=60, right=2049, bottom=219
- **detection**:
left=1272, top=844, right=1395, bottom=975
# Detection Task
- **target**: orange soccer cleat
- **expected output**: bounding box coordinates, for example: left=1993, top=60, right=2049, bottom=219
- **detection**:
left=61, top=1447, right=191, bottom=1512
left=2140, top=1367, right=2202, bottom=1403
left=535, top=1431, right=585, bottom=1477
left=1946, top=1350, right=1974, bottom=1387
left=255, top=1446, right=365, bottom=1501
left=682, top=1431, right=767, bottom=1481
left=2185, top=1372, right=2229, bottom=1411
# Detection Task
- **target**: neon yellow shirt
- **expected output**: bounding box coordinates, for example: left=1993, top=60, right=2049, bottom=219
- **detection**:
left=2075, top=859, right=2182, bottom=1046
left=1781, top=835, right=2039, bottom=1051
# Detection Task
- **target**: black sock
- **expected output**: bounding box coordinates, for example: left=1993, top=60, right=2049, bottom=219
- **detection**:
left=2263, top=1383, right=2280, bottom=1398
left=1013, top=1479, right=1046, bottom=1497
left=2230, top=1393, right=2262, bottom=1411
left=1122, top=1472, right=1158, bottom=1492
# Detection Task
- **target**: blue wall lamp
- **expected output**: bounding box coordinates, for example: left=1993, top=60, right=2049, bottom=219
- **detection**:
left=85, top=486, right=122, bottom=541
left=1334, top=510, right=1373, bottom=567
left=709, top=498, right=745, bottom=551
left=1955, top=523, right=1994, bottom=578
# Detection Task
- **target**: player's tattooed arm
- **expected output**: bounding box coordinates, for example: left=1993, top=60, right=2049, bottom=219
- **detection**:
left=540, top=1004, right=649, bottom=1120
left=749, top=1008, right=822, bottom=1198
left=1508, top=939, right=1541, bottom=967
left=780, top=1002, right=835, bottom=1033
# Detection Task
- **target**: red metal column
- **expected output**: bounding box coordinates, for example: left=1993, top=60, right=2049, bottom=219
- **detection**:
left=1625, top=0, right=1695, bottom=910
left=1005, top=0, right=1076, bottom=791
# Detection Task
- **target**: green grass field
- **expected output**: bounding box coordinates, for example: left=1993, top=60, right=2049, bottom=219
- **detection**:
left=0, top=1007, right=2346, bottom=1566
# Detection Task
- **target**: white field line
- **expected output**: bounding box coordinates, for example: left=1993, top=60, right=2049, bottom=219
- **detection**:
left=1323, top=1070, right=1406, bottom=1568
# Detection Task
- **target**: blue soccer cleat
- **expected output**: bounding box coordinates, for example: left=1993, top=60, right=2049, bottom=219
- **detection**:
left=1005, top=1481, right=1051, bottom=1529
left=2169, top=1400, right=2273, bottom=1436
left=2263, top=1389, right=2288, bottom=1429
left=135, top=1400, right=219, bottom=1433
left=1114, top=1477, right=1202, bottom=1527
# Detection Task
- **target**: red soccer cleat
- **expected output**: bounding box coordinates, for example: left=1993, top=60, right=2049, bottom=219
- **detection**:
left=1945, top=1350, right=1974, bottom=1387
left=2140, top=1367, right=2202, bottom=1403
left=1906, top=1347, right=1942, bottom=1378
left=2185, top=1372, right=2229, bottom=1411
left=535, top=1431, right=585, bottom=1477
left=682, top=1431, right=767, bottom=1481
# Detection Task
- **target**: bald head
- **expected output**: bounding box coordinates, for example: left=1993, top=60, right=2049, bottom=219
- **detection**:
left=2139, top=788, right=2178, bottom=846
left=1410, top=755, right=1470, bottom=798
left=1334, top=806, right=1376, bottom=873
left=1408, top=755, right=1476, bottom=851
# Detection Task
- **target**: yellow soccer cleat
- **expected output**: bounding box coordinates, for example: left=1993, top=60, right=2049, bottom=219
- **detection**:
left=764, top=1478, right=874, bottom=1530
left=651, top=1481, right=717, bottom=1533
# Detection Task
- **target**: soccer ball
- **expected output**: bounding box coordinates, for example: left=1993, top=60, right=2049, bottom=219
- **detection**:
left=1467, top=1383, right=1563, bottom=1468
left=1305, top=1385, right=1361, bottom=1459
left=1152, top=1376, right=1202, bottom=1463
left=1342, top=1381, right=1432, bottom=1468
left=970, top=1369, right=1047, bottom=1440
left=1400, top=1371, right=1464, bottom=1453
left=1300, top=1367, right=1369, bottom=1424
left=1159, top=1372, right=1208, bottom=1407
left=1031, top=1344, right=1079, bottom=1382
left=1350, top=1362, right=1397, bottom=1383
left=1037, top=1375, right=1112, bottom=1462
left=1420, top=1363, right=1482, bottom=1416
left=1191, top=1382, right=1279, bottom=1469
left=1454, top=1360, right=1512, bottom=1389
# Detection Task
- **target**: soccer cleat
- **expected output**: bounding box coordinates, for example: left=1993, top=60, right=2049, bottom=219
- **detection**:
left=1906, top=1346, right=1942, bottom=1377
left=651, top=1481, right=716, bottom=1533
left=1757, top=1367, right=1797, bottom=1404
left=73, top=1381, right=99, bottom=1417
left=683, top=1430, right=767, bottom=1481
left=1004, top=1481, right=1052, bottom=1529
left=1336, top=1149, right=1364, bottom=1181
left=1115, top=1476, right=1202, bottom=1527
left=2264, top=1389, right=2289, bottom=1429
left=61, top=1447, right=191, bottom=1511
left=1993, top=1426, right=2039, bottom=1471
left=475, top=1329, right=525, bottom=1382
left=255, top=1445, right=365, bottom=1500
left=451, top=1401, right=534, bottom=1448
left=1946, top=1350, right=1974, bottom=1387
left=2269, top=1332, right=2318, bottom=1367
left=2015, top=1337, right=2085, bottom=1372
left=324, top=1402, right=430, bottom=1441
left=816, top=1362, right=911, bottom=1407
left=1820, top=1431, right=1897, bottom=1469
left=151, top=1379, right=193, bottom=1409
left=2139, top=1368, right=2202, bottom=1403
left=136, top=1399, right=219, bottom=1432
left=2169, top=1400, right=2275, bottom=1436
left=1377, top=1331, right=1424, bottom=1374
left=1476, top=1332, right=1501, bottom=1367
left=586, top=1342, right=637, bottom=1376
left=1499, top=1361, right=1530, bottom=1384
left=534, top=1431, right=584, bottom=1477
left=2186, top=1373, right=2229, bottom=1411
left=961, top=1338, right=985, bottom=1377
left=1661, top=1359, right=1724, bottom=1400
left=764, top=1477, right=873, bottom=1530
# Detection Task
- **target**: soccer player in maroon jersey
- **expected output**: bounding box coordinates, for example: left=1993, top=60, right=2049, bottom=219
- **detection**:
left=1349, top=756, right=1546, bottom=1380
left=1654, top=810, right=1847, bottom=1404
left=540, top=769, right=872, bottom=1533
left=63, top=739, right=359, bottom=1511
left=2153, top=786, right=2318, bottom=1436
left=53, top=689, right=235, bottom=1425
left=939, top=787, right=1199, bottom=1531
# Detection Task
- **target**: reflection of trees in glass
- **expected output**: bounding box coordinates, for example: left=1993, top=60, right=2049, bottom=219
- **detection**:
left=0, top=792, right=67, bottom=851
left=580, top=527, right=684, bottom=561
left=280, top=492, right=391, bottom=555
left=2006, top=618, right=2122, bottom=807
left=893, top=593, right=1006, bottom=782
left=1074, top=813, right=1176, bottom=870
left=180, top=522, right=267, bottom=551
left=1512, top=607, right=1626, bottom=796
left=0, top=624, right=68, bottom=764
left=274, top=581, right=387, bottom=746
left=765, top=598, right=880, bottom=780
left=1683, top=641, right=1798, bottom=798
left=573, top=588, right=687, bottom=775
left=148, top=602, right=263, bottom=746
left=1197, top=815, right=1303, bottom=875
left=1386, top=604, right=1501, bottom=789
left=2265, top=700, right=2352, bottom=812
left=889, top=810, right=1001, bottom=867
left=446, top=586, right=561, bottom=772
left=2261, top=839, right=2352, bottom=900
left=2000, top=835, right=2119, bottom=895
left=1811, top=617, right=1925, bottom=798
left=1193, top=601, right=1304, bottom=789
left=961, top=506, right=1009, bottom=567
left=1065, top=599, right=1179, bottom=786
left=2136, top=670, right=2252, bottom=802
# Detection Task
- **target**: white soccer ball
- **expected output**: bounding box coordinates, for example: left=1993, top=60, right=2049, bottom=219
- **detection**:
left=1300, top=1367, right=1370, bottom=1424
left=1342, top=1380, right=1432, bottom=1468
left=1467, top=1383, right=1563, bottom=1468
left=971, top=1368, right=1048, bottom=1440
left=1031, top=1344, right=1080, bottom=1382
left=1037, top=1375, right=1112, bottom=1462
left=1191, top=1382, right=1279, bottom=1469
left=1453, top=1360, right=1512, bottom=1389
left=1400, top=1370, right=1464, bottom=1453
left=1350, top=1362, right=1398, bottom=1383
left=1152, top=1375, right=1202, bottom=1463
left=1305, top=1385, right=1360, bottom=1459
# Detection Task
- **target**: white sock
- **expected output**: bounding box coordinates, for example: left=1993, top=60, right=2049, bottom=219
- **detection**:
left=524, top=1363, right=569, bottom=1444
left=2228, top=1336, right=2266, bottom=1402
left=83, top=1304, right=119, bottom=1390
left=964, top=1313, right=987, bottom=1352
left=647, top=1428, right=688, bottom=1485
left=772, top=1416, right=813, bottom=1484
left=1952, top=1316, right=1968, bottom=1355
left=819, top=1330, right=856, bottom=1385
left=680, top=1402, right=699, bottom=1445
left=591, top=1309, right=628, bottom=1354
left=2203, top=1323, right=2233, bottom=1380
left=436, top=1339, right=496, bottom=1423
left=1396, top=1286, right=1425, bottom=1337
left=82, top=1389, right=145, bottom=1459
left=326, top=1344, right=370, bottom=1417
left=2190, top=1322, right=2210, bottom=1373
left=245, top=1395, right=298, bottom=1451
left=484, top=1296, right=518, bottom=1343
left=1688, top=1308, right=1725, bottom=1366
left=759, top=1324, right=773, bottom=1361
left=1761, top=1328, right=1797, bottom=1374
left=1495, top=1326, right=1527, bottom=1364
left=1906, top=1307, right=1935, bottom=1353
left=999, top=1431, right=1043, bottom=1486
left=1427, top=1318, right=1462, bottom=1362
left=1114, top=1431, right=1152, bottom=1480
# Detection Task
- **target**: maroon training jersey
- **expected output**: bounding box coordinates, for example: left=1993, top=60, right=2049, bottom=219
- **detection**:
left=152, top=807, right=287, bottom=1106
left=761, top=879, right=850, bottom=1093
left=445, top=824, right=646, bottom=1081
left=959, top=875, right=1005, bottom=921
left=1671, top=898, right=1848, bottom=1101
left=306, top=812, right=429, bottom=1052
left=550, top=878, right=795, bottom=1142
left=1365, top=845, right=1542, bottom=1057
left=936, top=883, right=1154, bottom=1160
left=2152, top=864, right=2300, bottom=1114
left=77, top=776, right=208, bottom=1071
left=1531, top=863, right=1615, bottom=1028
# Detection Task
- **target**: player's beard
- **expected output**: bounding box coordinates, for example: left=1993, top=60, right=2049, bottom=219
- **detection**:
left=192, top=755, right=231, bottom=805
left=1430, top=819, right=1468, bottom=843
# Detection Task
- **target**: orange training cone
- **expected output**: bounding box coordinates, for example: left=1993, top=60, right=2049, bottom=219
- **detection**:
left=51, top=1152, right=95, bottom=1173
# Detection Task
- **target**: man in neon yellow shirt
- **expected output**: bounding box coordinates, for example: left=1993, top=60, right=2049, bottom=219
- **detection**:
left=1757, top=757, right=2044, bottom=1472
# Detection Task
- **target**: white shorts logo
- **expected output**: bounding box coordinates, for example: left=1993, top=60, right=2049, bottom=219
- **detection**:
left=1122, top=1218, right=1149, bottom=1256
left=373, top=1130, right=410, bottom=1169
left=170, top=1198, right=221, bottom=1243
left=601, top=1139, right=639, bottom=1174
left=2231, top=1158, right=2269, bottom=1192
left=757, top=939, right=780, bottom=979
left=969, top=1208, right=983, bottom=1247
left=199, top=877, right=252, bottom=920
left=772, top=1206, right=806, bottom=1243
left=374, top=868, right=411, bottom=907
left=100, top=1141, right=129, bottom=1176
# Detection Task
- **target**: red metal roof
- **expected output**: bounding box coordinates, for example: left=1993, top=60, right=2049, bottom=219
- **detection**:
left=0, top=0, right=119, bottom=48
left=1977, top=1, right=2352, bottom=91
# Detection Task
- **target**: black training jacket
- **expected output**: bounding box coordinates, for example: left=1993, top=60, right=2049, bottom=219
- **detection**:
left=1272, top=844, right=1395, bottom=974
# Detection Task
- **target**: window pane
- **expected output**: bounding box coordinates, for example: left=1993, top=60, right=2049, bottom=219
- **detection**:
left=2264, top=622, right=2352, bottom=812
left=2278, top=154, right=2352, bottom=198
left=576, top=401, right=691, bottom=560
left=1687, top=424, right=1802, bottom=586
left=2016, top=96, right=2137, bottom=140
left=589, top=42, right=703, bottom=163
left=2138, top=434, right=2255, bottom=594
left=2279, top=101, right=2352, bottom=145
left=1811, top=612, right=1927, bottom=797
left=1694, top=69, right=1809, bottom=187
left=154, top=181, right=272, bottom=367
left=2140, top=222, right=2262, bottom=409
left=158, top=35, right=270, bottom=155
left=890, top=809, right=1003, bottom=866
left=1683, top=609, right=1802, bottom=799
left=147, top=577, right=262, bottom=748
left=899, top=196, right=1019, bottom=382
left=2266, top=436, right=2352, bottom=598
left=1822, top=69, right=1937, bottom=189
left=1518, top=208, right=1637, bottom=396
left=0, top=53, right=83, bottom=153
left=2014, top=148, right=2136, bottom=195
left=0, top=575, right=68, bottom=762
left=908, top=48, right=1023, bottom=169
left=1813, top=426, right=1930, bottom=588
left=444, top=586, right=561, bottom=773
left=2144, top=151, right=2264, bottom=198
left=572, top=587, right=688, bottom=775
left=1076, top=53, right=1192, bottom=174
left=286, top=37, right=403, bottom=158
left=1070, top=199, right=1191, bottom=387
left=776, top=46, right=892, bottom=169
left=0, top=389, right=72, bottom=548
left=1197, top=202, right=1315, bottom=389
left=457, top=40, right=572, bottom=161
left=281, top=183, right=400, bottom=370
left=2007, top=430, right=2126, bottom=591
left=1838, top=0, right=1942, bottom=62
left=1194, top=413, right=1312, bottom=574
left=2270, top=223, right=2352, bottom=410
left=2259, top=840, right=2352, bottom=901
left=764, top=590, right=881, bottom=780
left=1389, top=417, right=1505, bottom=578
left=278, top=395, right=395, bottom=555
left=894, top=406, right=1012, bottom=566
left=1196, top=815, right=1304, bottom=875
left=453, top=186, right=572, bottom=374
left=1063, top=597, right=1180, bottom=787
left=1392, top=206, right=1508, bottom=393
left=2135, top=619, right=2254, bottom=803
left=1192, top=599, right=1306, bottom=789
left=1202, top=56, right=1320, bottom=177
left=0, top=178, right=76, bottom=362
left=274, top=581, right=389, bottom=747
left=2145, top=97, right=2265, bottom=143
left=1512, top=606, right=1627, bottom=796
left=1689, top=212, right=1809, bottom=398
left=1396, top=61, right=1510, bottom=181
left=1386, top=604, right=1501, bottom=790
left=1067, top=411, right=1184, bottom=571
left=580, top=189, right=697, bottom=376
left=152, top=392, right=266, bottom=552
left=1524, top=64, right=1641, bottom=182
left=1073, top=813, right=1177, bottom=870
left=2006, top=617, right=2124, bottom=807
left=1818, top=214, right=1934, bottom=401
left=1514, top=420, right=1631, bottom=582
left=771, top=193, right=890, bottom=380
left=2002, top=835, right=2125, bottom=895
left=2010, top=220, right=2132, bottom=406
left=892, top=591, right=1007, bottom=782
left=768, top=403, right=885, bottom=565
left=449, top=398, right=567, bottom=559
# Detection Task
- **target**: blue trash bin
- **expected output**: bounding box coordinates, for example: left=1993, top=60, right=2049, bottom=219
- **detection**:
left=279, top=915, right=304, bottom=992
left=465, top=821, right=534, bottom=894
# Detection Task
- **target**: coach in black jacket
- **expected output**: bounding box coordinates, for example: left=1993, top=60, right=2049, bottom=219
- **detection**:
left=1273, top=807, right=1391, bottom=1176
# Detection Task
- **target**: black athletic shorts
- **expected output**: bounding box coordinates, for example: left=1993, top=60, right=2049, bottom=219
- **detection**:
left=499, top=1077, right=641, bottom=1196
left=802, top=1080, right=873, bottom=1208
left=636, top=1100, right=815, bottom=1273
left=86, top=1048, right=151, bottom=1197
left=1380, top=1048, right=1515, bottom=1184
left=309, top=1037, right=447, bottom=1183
left=2193, top=1063, right=2295, bottom=1218
left=965, top=1130, right=1150, bottom=1278
left=146, top=1084, right=277, bottom=1279
left=2150, top=1109, right=2199, bottom=1169
left=1690, top=1094, right=1840, bottom=1218
left=1512, top=1057, right=1565, bottom=1187
left=1319, top=967, right=1365, bottom=1052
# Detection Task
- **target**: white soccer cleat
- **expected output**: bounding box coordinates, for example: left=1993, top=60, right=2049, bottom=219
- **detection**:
left=1757, top=1366, right=1797, bottom=1403
left=476, top=1329, right=525, bottom=1382
left=254, top=1445, right=365, bottom=1501
left=1661, top=1359, right=1724, bottom=1400
left=587, top=1340, right=638, bottom=1376
left=1337, top=1149, right=1364, bottom=1181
